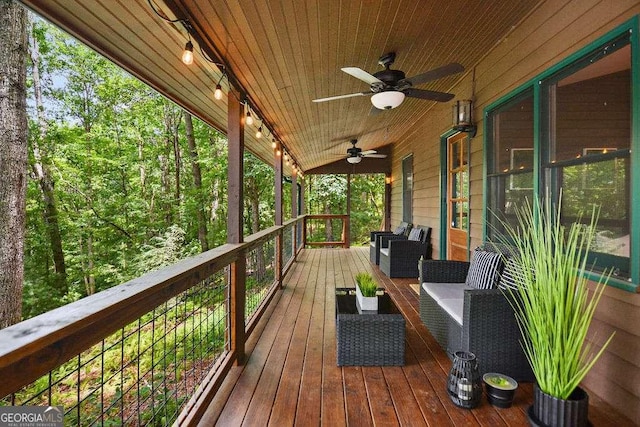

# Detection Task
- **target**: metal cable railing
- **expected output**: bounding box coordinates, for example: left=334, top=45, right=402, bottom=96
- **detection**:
left=1, top=270, right=230, bottom=426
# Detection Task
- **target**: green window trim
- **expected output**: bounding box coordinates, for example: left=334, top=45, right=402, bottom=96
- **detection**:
left=482, top=16, right=640, bottom=293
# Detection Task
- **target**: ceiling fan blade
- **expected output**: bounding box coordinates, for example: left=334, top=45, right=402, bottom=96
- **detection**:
left=341, top=67, right=383, bottom=85
left=360, top=149, right=377, bottom=155
left=404, top=88, right=455, bottom=102
left=401, top=62, right=464, bottom=86
left=362, top=153, right=387, bottom=158
left=312, top=92, right=371, bottom=103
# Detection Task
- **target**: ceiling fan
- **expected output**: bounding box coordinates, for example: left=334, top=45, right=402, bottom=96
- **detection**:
left=313, top=52, right=464, bottom=110
left=345, top=139, right=387, bottom=164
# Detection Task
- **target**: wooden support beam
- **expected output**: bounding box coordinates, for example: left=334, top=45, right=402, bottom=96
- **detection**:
left=275, top=144, right=283, bottom=287
left=385, top=173, right=392, bottom=231
left=291, top=171, right=298, bottom=258
left=346, top=174, right=351, bottom=248
left=227, top=90, right=245, bottom=365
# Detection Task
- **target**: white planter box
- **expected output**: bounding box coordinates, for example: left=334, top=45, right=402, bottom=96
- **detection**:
left=356, top=285, right=378, bottom=312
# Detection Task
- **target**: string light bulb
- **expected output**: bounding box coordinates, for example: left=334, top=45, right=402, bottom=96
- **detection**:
left=276, top=149, right=281, bottom=157
left=271, top=139, right=277, bottom=149
left=245, top=111, right=254, bottom=126
left=182, top=40, right=194, bottom=65
left=256, top=126, right=263, bottom=139
left=214, top=83, right=223, bottom=100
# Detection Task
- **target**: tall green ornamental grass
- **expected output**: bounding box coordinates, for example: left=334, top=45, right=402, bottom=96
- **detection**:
left=495, top=195, right=615, bottom=400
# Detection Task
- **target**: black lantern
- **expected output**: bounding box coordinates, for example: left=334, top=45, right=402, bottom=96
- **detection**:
left=447, top=351, right=482, bottom=409
left=452, top=99, right=477, bottom=137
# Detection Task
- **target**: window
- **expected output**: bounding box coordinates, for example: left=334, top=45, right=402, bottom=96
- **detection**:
left=486, top=91, right=534, bottom=239
left=402, top=155, right=413, bottom=223
left=449, top=134, right=469, bottom=230
left=486, top=28, right=635, bottom=286
left=542, top=36, right=631, bottom=278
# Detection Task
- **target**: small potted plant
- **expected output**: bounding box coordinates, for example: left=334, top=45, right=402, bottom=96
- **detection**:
left=483, top=373, right=518, bottom=408
left=355, top=272, right=378, bottom=312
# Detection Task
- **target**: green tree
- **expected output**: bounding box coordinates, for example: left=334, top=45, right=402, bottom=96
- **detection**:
left=0, top=0, right=28, bottom=328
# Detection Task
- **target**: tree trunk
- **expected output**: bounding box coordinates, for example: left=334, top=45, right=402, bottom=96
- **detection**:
left=184, top=113, right=208, bottom=252
left=247, top=178, right=266, bottom=278
left=28, top=20, right=67, bottom=298
left=324, top=204, right=333, bottom=242
left=0, top=0, right=28, bottom=328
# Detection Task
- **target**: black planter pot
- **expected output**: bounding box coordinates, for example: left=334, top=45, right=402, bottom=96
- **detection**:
left=528, top=384, right=589, bottom=427
left=483, top=373, right=517, bottom=409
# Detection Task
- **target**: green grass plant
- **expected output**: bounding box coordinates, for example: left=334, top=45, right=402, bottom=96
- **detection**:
left=355, top=272, right=377, bottom=297
left=495, top=195, right=614, bottom=400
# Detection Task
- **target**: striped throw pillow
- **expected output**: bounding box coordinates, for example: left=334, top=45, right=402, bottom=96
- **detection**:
left=465, top=250, right=503, bottom=289
left=408, top=228, right=423, bottom=241
left=499, top=257, right=525, bottom=291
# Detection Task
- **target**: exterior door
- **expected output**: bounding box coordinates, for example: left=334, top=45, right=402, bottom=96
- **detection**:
left=447, top=132, right=469, bottom=261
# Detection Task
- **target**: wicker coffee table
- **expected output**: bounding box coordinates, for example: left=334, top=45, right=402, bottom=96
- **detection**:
left=335, top=288, right=405, bottom=366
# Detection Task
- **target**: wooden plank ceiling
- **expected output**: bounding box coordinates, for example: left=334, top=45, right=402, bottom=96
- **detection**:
left=19, top=0, right=541, bottom=172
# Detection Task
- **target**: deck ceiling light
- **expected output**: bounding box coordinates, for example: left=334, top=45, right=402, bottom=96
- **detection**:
left=256, top=126, right=263, bottom=139
left=347, top=155, right=362, bottom=164
left=371, top=90, right=405, bottom=110
left=214, top=83, right=223, bottom=100
left=181, top=40, right=194, bottom=65
left=452, top=99, right=477, bottom=137
left=245, top=110, right=254, bottom=126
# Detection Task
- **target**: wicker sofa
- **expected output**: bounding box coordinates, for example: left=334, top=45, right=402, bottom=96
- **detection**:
left=418, top=256, right=533, bottom=381
left=369, top=222, right=411, bottom=265
left=379, top=226, right=432, bottom=278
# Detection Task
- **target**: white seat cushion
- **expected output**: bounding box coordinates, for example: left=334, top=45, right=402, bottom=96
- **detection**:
left=439, top=298, right=464, bottom=326
left=380, top=248, right=390, bottom=257
left=422, top=282, right=470, bottom=301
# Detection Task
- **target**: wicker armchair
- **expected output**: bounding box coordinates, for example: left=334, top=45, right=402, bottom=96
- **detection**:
left=418, top=258, right=533, bottom=381
left=379, top=226, right=432, bottom=278
left=369, top=222, right=411, bottom=265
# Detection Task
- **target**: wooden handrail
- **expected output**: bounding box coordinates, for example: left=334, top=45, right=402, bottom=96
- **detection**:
left=303, top=214, right=350, bottom=249
left=0, top=217, right=306, bottom=399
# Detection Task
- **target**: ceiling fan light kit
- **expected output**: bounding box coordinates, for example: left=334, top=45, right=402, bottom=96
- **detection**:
left=371, top=91, right=405, bottom=110
left=347, top=156, right=362, bottom=164
left=313, top=52, right=463, bottom=111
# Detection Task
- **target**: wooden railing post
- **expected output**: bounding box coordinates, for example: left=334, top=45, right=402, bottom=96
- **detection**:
left=227, top=91, right=245, bottom=365
left=303, top=216, right=307, bottom=248
left=275, top=143, right=283, bottom=287
left=291, top=171, right=298, bottom=259
left=346, top=174, right=351, bottom=248
left=385, top=174, right=392, bottom=231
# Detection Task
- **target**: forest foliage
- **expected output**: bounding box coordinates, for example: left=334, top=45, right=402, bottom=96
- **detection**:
left=20, top=18, right=384, bottom=320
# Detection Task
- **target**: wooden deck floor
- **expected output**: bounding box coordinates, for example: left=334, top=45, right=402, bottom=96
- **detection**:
left=198, top=247, right=634, bottom=426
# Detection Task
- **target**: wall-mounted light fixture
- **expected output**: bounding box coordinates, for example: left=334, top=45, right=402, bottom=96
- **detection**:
left=452, top=99, right=477, bottom=137
left=385, top=176, right=392, bottom=185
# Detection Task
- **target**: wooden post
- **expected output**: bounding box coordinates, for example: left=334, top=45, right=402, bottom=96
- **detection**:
left=298, top=176, right=305, bottom=252
left=227, top=91, right=245, bottom=365
left=345, top=173, right=351, bottom=248
left=385, top=173, right=392, bottom=231
left=275, top=144, right=283, bottom=287
left=291, top=171, right=298, bottom=258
